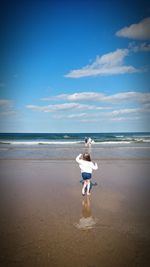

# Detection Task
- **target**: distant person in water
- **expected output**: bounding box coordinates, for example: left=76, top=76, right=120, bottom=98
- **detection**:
left=84, top=137, right=88, bottom=146
left=76, top=153, right=98, bottom=196
left=87, top=137, right=94, bottom=147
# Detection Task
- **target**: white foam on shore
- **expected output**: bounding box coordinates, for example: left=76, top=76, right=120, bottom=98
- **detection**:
left=0, top=140, right=131, bottom=145
left=0, top=139, right=150, bottom=146
left=99, top=141, right=131, bottom=144
left=0, top=141, right=83, bottom=145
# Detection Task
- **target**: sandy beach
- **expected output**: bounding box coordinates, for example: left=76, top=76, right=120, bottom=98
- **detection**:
left=0, top=159, right=150, bottom=267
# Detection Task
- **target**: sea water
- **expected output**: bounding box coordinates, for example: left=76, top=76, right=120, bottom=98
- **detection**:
left=0, top=132, right=150, bottom=159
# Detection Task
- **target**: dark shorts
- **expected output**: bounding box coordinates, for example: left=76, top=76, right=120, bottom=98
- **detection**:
left=82, top=172, right=92, bottom=180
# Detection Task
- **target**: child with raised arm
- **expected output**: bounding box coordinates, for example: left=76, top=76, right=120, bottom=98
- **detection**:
left=76, top=153, right=98, bottom=196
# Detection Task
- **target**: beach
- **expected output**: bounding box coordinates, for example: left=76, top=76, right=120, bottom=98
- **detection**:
left=1, top=0, right=150, bottom=264
left=0, top=158, right=150, bottom=267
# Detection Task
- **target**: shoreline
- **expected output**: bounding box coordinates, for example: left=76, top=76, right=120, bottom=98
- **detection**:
left=1, top=158, right=150, bottom=161
left=1, top=142, right=150, bottom=161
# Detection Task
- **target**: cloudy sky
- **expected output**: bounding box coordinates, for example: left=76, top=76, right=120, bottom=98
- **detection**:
left=0, top=0, right=150, bottom=133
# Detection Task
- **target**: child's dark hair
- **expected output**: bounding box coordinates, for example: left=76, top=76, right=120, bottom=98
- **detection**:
left=83, top=153, right=91, bottom=161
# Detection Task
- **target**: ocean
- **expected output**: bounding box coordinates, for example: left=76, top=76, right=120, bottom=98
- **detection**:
left=0, top=132, right=150, bottom=160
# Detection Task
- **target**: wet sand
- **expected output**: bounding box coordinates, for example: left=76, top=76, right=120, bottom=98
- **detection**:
left=0, top=159, right=150, bottom=267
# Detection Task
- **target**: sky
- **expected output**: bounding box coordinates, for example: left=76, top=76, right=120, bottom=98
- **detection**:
left=0, top=0, right=150, bottom=133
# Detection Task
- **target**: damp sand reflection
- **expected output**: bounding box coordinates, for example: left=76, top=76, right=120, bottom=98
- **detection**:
left=75, top=196, right=98, bottom=230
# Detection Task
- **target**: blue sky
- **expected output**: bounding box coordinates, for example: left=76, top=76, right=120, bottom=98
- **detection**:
left=0, top=0, right=150, bottom=132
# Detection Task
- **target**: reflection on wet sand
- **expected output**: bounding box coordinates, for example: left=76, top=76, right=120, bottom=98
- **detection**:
left=84, top=146, right=92, bottom=155
left=75, top=196, right=97, bottom=230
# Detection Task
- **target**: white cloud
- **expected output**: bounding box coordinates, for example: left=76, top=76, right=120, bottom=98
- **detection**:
left=103, top=92, right=150, bottom=103
left=54, top=113, right=87, bottom=119
left=79, top=107, right=149, bottom=123
left=110, top=116, right=139, bottom=121
left=42, top=91, right=150, bottom=104
left=0, top=99, right=13, bottom=108
left=110, top=106, right=150, bottom=117
left=96, top=49, right=128, bottom=66
left=111, top=117, right=128, bottom=121
left=116, top=17, right=150, bottom=40
left=65, top=49, right=139, bottom=78
left=67, top=113, right=87, bottom=118
left=129, top=42, right=150, bottom=53
left=27, top=91, right=150, bottom=127
left=26, top=102, right=112, bottom=112
left=26, top=103, right=84, bottom=112
left=44, top=105, right=150, bottom=124
left=0, top=111, right=17, bottom=116
left=47, top=92, right=105, bottom=101
left=41, top=92, right=104, bottom=101
left=0, top=99, right=17, bottom=117
left=111, top=108, right=139, bottom=116
left=79, top=118, right=100, bottom=123
left=79, top=115, right=141, bottom=123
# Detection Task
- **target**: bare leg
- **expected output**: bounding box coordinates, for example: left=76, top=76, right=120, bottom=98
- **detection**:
left=82, top=181, right=87, bottom=195
left=87, top=180, right=91, bottom=195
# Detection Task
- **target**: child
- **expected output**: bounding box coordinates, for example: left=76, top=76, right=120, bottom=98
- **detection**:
left=84, top=136, right=88, bottom=146
left=87, top=137, right=92, bottom=147
left=76, top=153, right=98, bottom=196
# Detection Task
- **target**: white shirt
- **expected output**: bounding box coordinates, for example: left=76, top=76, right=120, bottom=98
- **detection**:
left=76, top=154, right=98, bottom=173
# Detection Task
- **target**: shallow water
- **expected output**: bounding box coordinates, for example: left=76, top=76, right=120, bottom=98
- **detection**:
left=1, top=132, right=150, bottom=160
left=0, top=142, right=150, bottom=159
